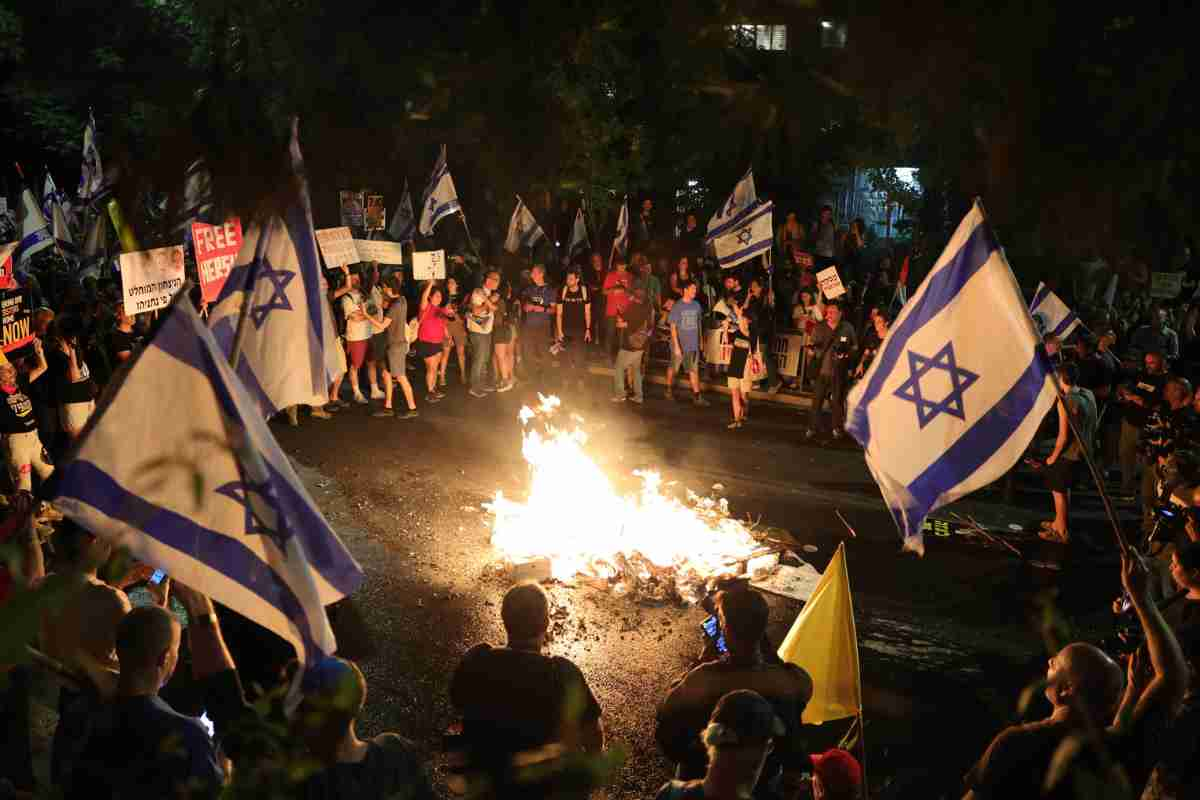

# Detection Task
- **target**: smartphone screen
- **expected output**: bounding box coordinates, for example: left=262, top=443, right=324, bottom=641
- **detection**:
left=149, top=568, right=166, bottom=585
left=701, top=615, right=728, bottom=655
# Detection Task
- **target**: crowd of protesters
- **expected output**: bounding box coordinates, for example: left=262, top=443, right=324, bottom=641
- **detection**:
left=3, top=201, right=1200, bottom=800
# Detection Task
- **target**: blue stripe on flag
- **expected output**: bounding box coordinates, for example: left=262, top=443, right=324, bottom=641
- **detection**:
left=706, top=201, right=762, bottom=242
left=846, top=222, right=997, bottom=447
left=15, top=228, right=51, bottom=262
left=285, top=203, right=326, bottom=390
left=56, top=460, right=322, bottom=659
left=430, top=200, right=461, bottom=225
left=895, top=351, right=1050, bottom=534
left=1029, top=284, right=1051, bottom=312
left=1051, top=312, right=1078, bottom=338
left=718, top=238, right=772, bottom=267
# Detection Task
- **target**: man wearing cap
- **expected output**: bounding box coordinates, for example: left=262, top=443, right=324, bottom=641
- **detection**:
left=656, top=587, right=811, bottom=796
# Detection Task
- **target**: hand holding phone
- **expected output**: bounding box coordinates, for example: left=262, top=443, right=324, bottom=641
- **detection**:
left=701, top=615, right=728, bottom=655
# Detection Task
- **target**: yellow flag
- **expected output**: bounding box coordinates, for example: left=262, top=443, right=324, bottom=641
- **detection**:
left=777, top=542, right=862, bottom=724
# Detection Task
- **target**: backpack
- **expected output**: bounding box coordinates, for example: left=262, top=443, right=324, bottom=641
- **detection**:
left=405, top=316, right=420, bottom=344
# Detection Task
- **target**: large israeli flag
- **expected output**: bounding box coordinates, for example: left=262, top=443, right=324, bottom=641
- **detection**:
left=208, top=119, right=328, bottom=418
left=503, top=195, right=546, bottom=253
left=845, top=200, right=1056, bottom=554
left=706, top=166, right=757, bottom=242
left=712, top=200, right=773, bottom=269
left=15, top=187, right=53, bottom=266
left=174, top=159, right=214, bottom=235
left=568, top=206, right=590, bottom=257
left=418, top=145, right=462, bottom=236
left=78, top=111, right=105, bottom=202
left=611, top=196, right=629, bottom=260
left=52, top=299, right=364, bottom=665
left=1029, top=282, right=1082, bottom=340
left=388, top=179, right=415, bottom=242
left=42, top=174, right=75, bottom=253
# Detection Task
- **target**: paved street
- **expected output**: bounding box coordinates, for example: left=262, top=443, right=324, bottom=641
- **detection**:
left=272, top=372, right=1123, bottom=798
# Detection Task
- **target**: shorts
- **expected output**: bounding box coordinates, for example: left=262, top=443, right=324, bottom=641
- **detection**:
left=1043, top=457, right=1082, bottom=493
left=59, top=401, right=95, bottom=435
left=415, top=340, right=443, bottom=360
left=387, top=346, right=409, bottom=376
left=727, top=375, right=753, bottom=393
left=671, top=350, right=699, bottom=373
left=494, top=323, right=517, bottom=345
left=346, top=338, right=369, bottom=369
left=447, top=317, right=467, bottom=348
left=369, top=332, right=388, bottom=361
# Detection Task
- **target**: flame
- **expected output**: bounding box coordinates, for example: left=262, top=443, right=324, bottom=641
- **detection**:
left=486, top=395, right=766, bottom=602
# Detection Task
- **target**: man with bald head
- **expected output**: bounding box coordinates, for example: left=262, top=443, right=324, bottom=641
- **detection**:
left=963, top=549, right=1187, bottom=799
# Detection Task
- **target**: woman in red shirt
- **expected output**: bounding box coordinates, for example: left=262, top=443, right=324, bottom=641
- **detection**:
left=417, top=281, right=455, bottom=403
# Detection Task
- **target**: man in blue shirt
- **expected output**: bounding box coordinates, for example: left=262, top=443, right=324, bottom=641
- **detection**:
left=666, top=281, right=710, bottom=406
left=521, top=264, right=557, bottom=386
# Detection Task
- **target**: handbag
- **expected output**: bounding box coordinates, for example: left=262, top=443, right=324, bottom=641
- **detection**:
left=405, top=316, right=420, bottom=344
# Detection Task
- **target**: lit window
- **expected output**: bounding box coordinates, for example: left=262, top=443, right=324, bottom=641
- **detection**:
left=728, top=24, right=787, bottom=52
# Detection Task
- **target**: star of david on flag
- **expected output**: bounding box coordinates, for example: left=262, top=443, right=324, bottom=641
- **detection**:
left=845, top=199, right=1056, bottom=554
left=1028, top=281, right=1083, bottom=340
left=707, top=166, right=757, bottom=242
left=52, top=298, right=364, bottom=666
left=712, top=200, right=773, bottom=269
left=418, top=145, right=462, bottom=236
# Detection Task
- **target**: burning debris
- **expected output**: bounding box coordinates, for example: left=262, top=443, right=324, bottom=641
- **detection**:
left=485, top=395, right=786, bottom=604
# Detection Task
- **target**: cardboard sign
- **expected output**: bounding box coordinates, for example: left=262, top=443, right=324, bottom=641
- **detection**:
left=1150, top=271, right=1184, bottom=299
left=120, top=245, right=185, bottom=316
left=792, top=250, right=814, bottom=268
left=816, top=266, right=846, bottom=300
left=192, top=218, right=244, bottom=303
left=1, top=289, right=33, bottom=353
left=314, top=227, right=359, bottom=267
left=339, top=190, right=364, bottom=228
left=412, top=249, right=446, bottom=281
left=0, top=242, right=16, bottom=290
left=353, top=239, right=406, bottom=265
left=364, top=194, right=386, bottom=231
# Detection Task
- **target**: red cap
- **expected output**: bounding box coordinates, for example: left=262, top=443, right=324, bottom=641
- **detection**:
left=810, top=749, right=862, bottom=796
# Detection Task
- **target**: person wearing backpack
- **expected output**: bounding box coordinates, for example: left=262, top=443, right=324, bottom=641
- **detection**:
left=611, top=283, right=652, bottom=404
left=555, top=269, right=592, bottom=394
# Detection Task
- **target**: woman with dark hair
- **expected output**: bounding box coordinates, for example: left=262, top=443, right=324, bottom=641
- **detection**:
left=48, top=315, right=98, bottom=442
left=491, top=281, right=518, bottom=392
left=380, top=274, right=418, bottom=419
left=669, top=256, right=693, bottom=302
left=360, top=264, right=391, bottom=403
left=439, top=276, right=468, bottom=389
left=416, top=282, right=454, bottom=403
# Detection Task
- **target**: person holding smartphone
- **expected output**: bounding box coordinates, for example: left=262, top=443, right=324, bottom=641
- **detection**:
left=48, top=315, right=98, bottom=442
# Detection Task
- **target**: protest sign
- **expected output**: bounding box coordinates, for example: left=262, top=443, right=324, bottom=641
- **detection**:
left=339, top=191, right=364, bottom=228
left=1150, top=271, right=1184, bottom=299
left=364, top=194, right=386, bottom=231
left=314, top=227, right=359, bottom=267
left=1, top=289, right=33, bottom=353
left=412, top=249, right=446, bottom=281
left=192, top=218, right=244, bottom=303
left=816, top=266, right=846, bottom=300
left=353, top=239, right=406, bottom=265
left=793, top=251, right=814, bottom=269
left=0, top=242, right=16, bottom=290
left=120, top=245, right=185, bottom=316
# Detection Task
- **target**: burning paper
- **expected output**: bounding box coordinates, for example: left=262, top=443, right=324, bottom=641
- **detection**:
left=486, top=395, right=772, bottom=603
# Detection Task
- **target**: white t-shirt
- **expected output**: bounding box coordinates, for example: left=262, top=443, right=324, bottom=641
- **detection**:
left=341, top=290, right=372, bottom=341
left=465, top=287, right=495, bottom=335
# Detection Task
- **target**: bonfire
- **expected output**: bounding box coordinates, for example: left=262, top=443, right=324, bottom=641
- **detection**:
left=485, top=395, right=781, bottom=603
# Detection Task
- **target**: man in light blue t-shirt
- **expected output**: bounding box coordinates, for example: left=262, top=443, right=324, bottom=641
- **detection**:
left=666, top=281, right=709, bottom=406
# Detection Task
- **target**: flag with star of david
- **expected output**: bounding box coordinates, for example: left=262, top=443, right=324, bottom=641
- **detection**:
left=845, top=199, right=1056, bottom=554
left=1028, top=281, right=1083, bottom=340
left=706, top=165, right=757, bottom=243
left=711, top=200, right=773, bottom=269
left=418, top=144, right=462, bottom=236
left=207, top=119, right=332, bottom=418
left=51, top=297, right=364, bottom=666
left=503, top=194, right=546, bottom=254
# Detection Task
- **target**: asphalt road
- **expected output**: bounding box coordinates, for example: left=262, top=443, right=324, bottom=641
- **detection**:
left=272, top=371, right=1126, bottom=799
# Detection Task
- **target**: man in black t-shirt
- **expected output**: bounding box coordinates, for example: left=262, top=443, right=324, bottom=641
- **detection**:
left=1116, top=350, right=1169, bottom=497
left=0, top=343, right=54, bottom=492
left=555, top=270, right=592, bottom=392
left=449, top=583, right=604, bottom=793
left=109, top=304, right=140, bottom=368
left=48, top=316, right=98, bottom=441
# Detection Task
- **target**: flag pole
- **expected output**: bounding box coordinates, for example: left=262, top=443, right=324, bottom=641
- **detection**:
left=457, top=210, right=482, bottom=263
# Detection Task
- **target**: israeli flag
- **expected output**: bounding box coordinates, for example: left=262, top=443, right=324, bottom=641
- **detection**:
left=41, top=173, right=70, bottom=223
left=712, top=200, right=773, bottom=269
left=503, top=195, right=546, bottom=253
left=845, top=200, right=1056, bottom=554
left=52, top=299, right=364, bottom=665
left=174, top=159, right=214, bottom=235
left=611, top=196, right=629, bottom=260
left=78, top=111, right=105, bottom=202
left=208, top=119, right=328, bottom=418
left=388, top=179, right=416, bottom=242
left=418, top=145, right=462, bottom=236
left=79, top=211, right=109, bottom=279
left=15, top=187, right=53, bottom=266
left=706, top=166, right=757, bottom=242
left=568, top=206, right=590, bottom=257
left=42, top=174, right=76, bottom=253
left=1028, top=282, right=1082, bottom=340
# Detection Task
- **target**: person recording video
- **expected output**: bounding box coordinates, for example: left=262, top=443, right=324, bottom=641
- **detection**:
left=804, top=302, right=856, bottom=444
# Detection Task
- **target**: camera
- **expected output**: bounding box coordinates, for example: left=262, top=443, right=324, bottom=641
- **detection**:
left=832, top=336, right=853, bottom=360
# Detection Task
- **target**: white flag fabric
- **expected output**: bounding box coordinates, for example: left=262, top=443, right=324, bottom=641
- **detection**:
left=15, top=188, right=53, bottom=266
left=568, top=207, right=590, bottom=257
left=1029, top=282, right=1082, bottom=340
left=208, top=119, right=328, bottom=418
left=845, top=200, right=1056, bottom=554
left=611, top=196, right=629, bottom=260
left=78, top=111, right=105, bottom=202
left=712, top=200, right=773, bottom=269
left=174, top=159, right=214, bottom=234
left=388, top=179, right=415, bottom=242
left=418, top=145, right=462, bottom=236
left=503, top=195, right=546, bottom=253
left=1104, top=274, right=1120, bottom=308
left=52, top=299, right=364, bottom=665
left=706, top=166, right=757, bottom=242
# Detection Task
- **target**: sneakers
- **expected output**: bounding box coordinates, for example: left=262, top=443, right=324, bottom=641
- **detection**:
left=434, top=390, right=447, bottom=399
left=310, top=406, right=333, bottom=420
left=353, top=392, right=368, bottom=405
left=692, top=394, right=710, bottom=407
left=804, top=429, right=819, bottom=441
left=328, top=399, right=349, bottom=410
left=399, top=409, right=419, bottom=419
left=469, top=388, right=488, bottom=398
left=425, top=393, right=442, bottom=403
left=727, top=419, right=743, bottom=430
left=372, top=407, right=395, bottom=418
left=768, top=381, right=782, bottom=395
left=611, top=395, right=627, bottom=403
left=438, top=376, right=448, bottom=388
left=630, top=396, right=644, bottom=405
left=496, top=380, right=515, bottom=393
left=370, top=387, right=385, bottom=400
